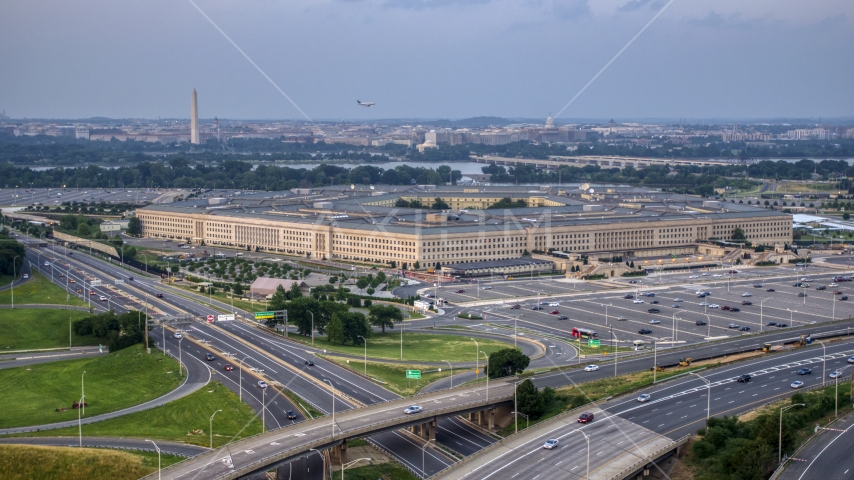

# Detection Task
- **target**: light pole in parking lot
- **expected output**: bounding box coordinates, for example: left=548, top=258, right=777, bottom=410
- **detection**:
left=513, top=315, right=519, bottom=348
left=831, top=292, right=837, bottom=323
left=704, top=314, right=712, bottom=339
left=81, top=370, right=86, bottom=415
left=672, top=313, right=680, bottom=343
left=178, top=337, right=183, bottom=377
left=760, top=298, right=769, bottom=332
left=788, top=308, right=796, bottom=327
left=602, top=303, right=610, bottom=326
left=779, top=404, right=805, bottom=465
left=816, top=339, right=827, bottom=385
left=610, top=327, right=619, bottom=377
left=691, top=372, right=711, bottom=420
left=78, top=394, right=85, bottom=447
left=11, top=255, right=18, bottom=309
left=652, top=338, right=658, bottom=383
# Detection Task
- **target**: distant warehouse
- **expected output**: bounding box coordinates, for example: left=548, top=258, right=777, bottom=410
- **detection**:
left=441, top=258, right=555, bottom=278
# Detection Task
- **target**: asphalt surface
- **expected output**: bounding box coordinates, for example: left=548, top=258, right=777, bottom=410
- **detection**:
left=778, top=411, right=854, bottom=480
left=438, top=340, right=854, bottom=480
left=0, top=347, right=107, bottom=370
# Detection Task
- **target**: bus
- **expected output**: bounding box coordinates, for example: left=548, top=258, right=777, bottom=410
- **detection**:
left=632, top=340, right=645, bottom=351
left=571, top=327, right=598, bottom=339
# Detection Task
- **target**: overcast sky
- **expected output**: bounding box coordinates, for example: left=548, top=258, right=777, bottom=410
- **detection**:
left=1, top=0, right=852, bottom=121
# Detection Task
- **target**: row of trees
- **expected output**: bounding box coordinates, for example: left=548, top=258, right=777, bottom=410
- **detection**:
left=0, top=230, right=24, bottom=277
left=72, top=311, right=147, bottom=352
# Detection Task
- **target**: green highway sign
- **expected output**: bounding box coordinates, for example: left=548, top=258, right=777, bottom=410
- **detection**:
left=254, top=311, right=275, bottom=320
left=406, top=370, right=421, bottom=379
left=587, top=339, right=601, bottom=348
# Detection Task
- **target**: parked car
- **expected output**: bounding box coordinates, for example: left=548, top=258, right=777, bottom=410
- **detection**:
left=577, top=412, right=595, bottom=424
left=549, top=302, right=560, bottom=307
left=766, top=321, right=777, bottom=326
left=624, top=294, right=634, bottom=299
left=695, top=320, right=708, bottom=326
left=456, top=289, right=466, bottom=294
left=674, top=298, right=683, bottom=302
left=730, top=307, right=740, bottom=312
left=722, top=306, right=732, bottom=311
left=511, top=304, right=521, bottom=309
left=532, top=306, right=543, bottom=310
left=404, top=405, right=423, bottom=415
left=584, top=365, right=600, bottom=372
left=617, top=316, right=628, bottom=321
left=741, top=292, right=752, bottom=297
left=834, top=291, right=844, bottom=295
left=841, top=296, right=849, bottom=301
left=648, top=308, right=660, bottom=313
left=482, top=286, right=492, bottom=290
left=728, top=323, right=740, bottom=329
left=709, top=304, right=720, bottom=309
left=737, top=374, right=751, bottom=382
left=817, top=286, right=827, bottom=291
left=767, top=288, right=776, bottom=292
left=739, top=326, right=751, bottom=331
left=557, top=315, right=568, bottom=320
left=777, top=323, right=789, bottom=328
left=672, top=304, right=680, bottom=308
left=689, top=275, right=699, bottom=279
left=543, top=439, right=559, bottom=450
left=633, top=299, right=645, bottom=304
left=829, top=283, right=839, bottom=287
left=645, top=293, right=656, bottom=297
left=742, top=301, right=752, bottom=305
left=549, top=310, right=560, bottom=315
left=637, top=394, right=651, bottom=403
left=754, top=284, right=763, bottom=288
left=649, top=319, right=661, bottom=324
left=638, top=329, right=653, bottom=335
left=798, top=293, right=808, bottom=297
left=650, top=300, right=659, bottom=304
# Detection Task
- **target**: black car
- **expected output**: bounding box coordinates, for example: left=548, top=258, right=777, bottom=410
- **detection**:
left=742, top=301, right=752, bottom=305
left=532, top=306, right=543, bottom=310
left=767, top=289, right=775, bottom=292
left=697, top=294, right=707, bottom=298
left=737, top=374, right=751, bottom=382
left=753, top=284, right=763, bottom=288
left=817, top=286, right=827, bottom=290
left=205, top=353, right=215, bottom=361
left=651, top=300, right=659, bottom=304
left=557, top=315, right=568, bottom=320
left=638, top=329, right=653, bottom=335
left=648, top=308, right=661, bottom=313
left=739, top=326, right=751, bottom=331
left=695, top=320, right=708, bottom=326
left=730, top=307, right=740, bottom=312
left=793, top=282, right=803, bottom=287
left=777, top=323, right=789, bottom=328
left=624, top=294, right=634, bottom=299
left=286, top=410, right=297, bottom=420
left=156, top=293, right=164, bottom=298
left=305, top=360, right=315, bottom=366
left=841, top=296, right=849, bottom=301
left=798, top=292, right=808, bottom=297
left=766, top=321, right=777, bottom=326
left=797, top=368, right=812, bottom=375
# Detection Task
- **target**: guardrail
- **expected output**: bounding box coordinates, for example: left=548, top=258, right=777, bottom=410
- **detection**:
left=608, top=434, right=690, bottom=480
left=142, top=383, right=515, bottom=480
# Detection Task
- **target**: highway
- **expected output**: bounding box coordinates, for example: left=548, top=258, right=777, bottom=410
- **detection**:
left=778, top=411, right=854, bottom=480
left=437, top=339, right=854, bottom=479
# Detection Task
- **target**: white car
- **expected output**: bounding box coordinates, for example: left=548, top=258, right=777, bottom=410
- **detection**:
left=689, top=275, right=699, bottom=279
left=584, top=365, right=599, bottom=372
left=699, top=302, right=708, bottom=306
left=741, top=292, right=752, bottom=297
left=257, top=380, right=268, bottom=388
left=649, top=319, right=661, bottom=324
left=173, top=332, right=183, bottom=339
left=829, top=283, right=839, bottom=287
left=637, top=394, right=651, bottom=403
left=702, top=273, right=711, bottom=276
left=482, top=286, right=492, bottom=290
left=713, top=274, right=723, bottom=278
left=791, top=381, right=804, bottom=389
left=709, top=304, right=720, bottom=309
left=404, top=405, right=423, bottom=415
left=99, top=295, right=107, bottom=301
left=848, top=356, right=854, bottom=364
left=549, top=302, right=560, bottom=307
left=674, top=298, right=683, bottom=302
left=829, top=370, right=843, bottom=379
left=633, top=299, right=645, bottom=304
left=543, top=439, right=559, bottom=449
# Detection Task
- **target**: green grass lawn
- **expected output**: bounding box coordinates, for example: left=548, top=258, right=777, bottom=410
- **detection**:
left=321, top=355, right=462, bottom=396
left=331, top=462, right=419, bottom=480
left=0, top=271, right=87, bottom=306
left=0, top=308, right=99, bottom=351
left=0, top=444, right=183, bottom=480
left=17, top=381, right=263, bottom=448
left=307, top=332, right=510, bottom=362
left=0, top=344, right=182, bottom=429
left=0, top=274, right=14, bottom=288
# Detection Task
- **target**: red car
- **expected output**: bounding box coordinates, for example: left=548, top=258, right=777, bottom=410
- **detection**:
left=834, top=291, right=844, bottom=295
left=224, top=364, right=234, bottom=371
left=577, top=412, right=595, bottom=424
left=456, top=289, right=466, bottom=294
left=511, top=304, right=521, bottom=309
left=550, top=310, right=560, bottom=315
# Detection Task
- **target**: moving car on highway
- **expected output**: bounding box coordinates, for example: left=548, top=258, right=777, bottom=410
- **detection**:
left=584, top=365, right=600, bottom=372
left=791, top=381, right=804, bottom=389
left=257, top=380, right=268, bottom=388
left=797, top=368, right=812, bottom=375
left=737, top=374, right=751, bottom=382
left=577, top=412, right=595, bottom=424
left=404, top=405, right=423, bottom=415
left=543, top=439, right=559, bottom=450
left=286, top=410, right=297, bottom=420
left=637, top=394, right=651, bottom=403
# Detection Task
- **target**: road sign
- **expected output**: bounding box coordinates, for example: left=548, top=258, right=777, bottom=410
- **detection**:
left=588, top=339, right=601, bottom=348
left=90, top=280, right=102, bottom=287
left=114, top=279, right=124, bottom=285
left=217, top=314, right=235, bottom=322
left=254, top=311, right=275, bottom=320
left=207, top=315, right=215, bottom=323
left=406, top=370, right=421, bottom=379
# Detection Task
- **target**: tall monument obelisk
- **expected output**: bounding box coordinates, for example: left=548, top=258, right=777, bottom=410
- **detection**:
left=190, top=88, right=199, bottom=144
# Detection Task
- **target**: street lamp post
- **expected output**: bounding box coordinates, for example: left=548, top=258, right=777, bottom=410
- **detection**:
left=78, top=395, right=85, bottom=447
left=653, top=338, right=658, bottom=384
left=603, top=303, right=611, bottom=326
left=422, top=439, right=435, bottom=479
left=610, top=328, right=619, bottom=377
left=760, top=298, right=769, bottom=332
left=571, top=430, right=591, bottom=480
left=324, top=379, right=335, bottom=438
left=341, top=458, right=371, bottom=480
left=309, top=311, right=314, bottom=347
left=146, top=440, right=161, bottom=480
left=209, top=409, right=222, bottom=448
left=81, top=371, right=86, bottom=416
left=817, top=339, right=826, bottom=385
left=358, top=335, right=367, bottom=376
left=262, top=386, right=266, bottom=432
left=442, top=360, right=453, bottom=388
left=779, top=404, right=805, bottom=465
left=239, top=356, right=250, bottom=402
left=471, top=338, right=479, bottom=379
left=691, top=372, right=711, bottom=420
left=480, top=351, right=490, bottom=401
left=672, top=312, right=679, bottom=343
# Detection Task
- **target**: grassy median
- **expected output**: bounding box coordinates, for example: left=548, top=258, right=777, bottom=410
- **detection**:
left=310, top=332, right=510, bottom=362
left=0, top=344, right=182, bottom=429
left=0, top=444, right=183, bottom=480
left=0, top=271, right=87, bottom=306
left=320, top=355, right=462, bottom=396
left=0, top=308, right=97, bottom=351
left=16, top=381, right=263, bottom=448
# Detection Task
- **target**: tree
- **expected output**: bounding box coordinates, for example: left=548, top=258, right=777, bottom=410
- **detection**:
left=515, top=379, right=545, bottom=417
left=366, top=287, right=375, bottom=295
left=269, top=284, right=288, bottom=311
left=732, top=227, right=747, bottom=242
left=368, top=304, right=404, bottom=333
left=288, top=282, right=303, bottom=299
left=285, top=296, right=322, bottom=335
left=356, top=278, right=369, bottom=290
left=232, top=283, right=244, bottom=296
left=328, top=276, right=338, bottom=284
left=414, top=261, right=420, bottom=270
left=431, top=197, right=450, bottom=210
left=487, top=348, right=530, bottom=379
left=77, top=223, right=91, bottom=237
left=170, top=265, right=179, bottom=274
left=844, top=212, right=851, bottom=220
left=335, top=311, right=370, bottom=345
left=326, top=315, right=344, bottom=345
left=127, top=217, right=142, bottom=236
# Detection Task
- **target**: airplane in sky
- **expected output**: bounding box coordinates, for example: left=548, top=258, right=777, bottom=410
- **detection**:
left=356, top=100, right=375, bottom=107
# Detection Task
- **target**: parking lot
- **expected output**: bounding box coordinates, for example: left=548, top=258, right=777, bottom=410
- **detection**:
left=0, top=187, right=163, bottom=207
left=429, top=264, right=854, bottom=349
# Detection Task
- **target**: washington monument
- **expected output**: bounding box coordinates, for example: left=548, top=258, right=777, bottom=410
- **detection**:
left=190, top=88, right=199, bottom=144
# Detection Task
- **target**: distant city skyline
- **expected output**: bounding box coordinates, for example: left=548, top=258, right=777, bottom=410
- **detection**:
left=1, top=1, right=852, bottom=120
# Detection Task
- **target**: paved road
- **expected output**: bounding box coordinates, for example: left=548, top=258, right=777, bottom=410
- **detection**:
left=437, top=340, right=854, bottom=479
left=0, top=347, right=107, bottom=370
left=778, top=411, right=854, bottom=480
left=0, top=258, right=31, bottom=293
left=0, top=436, right=209, bottom=457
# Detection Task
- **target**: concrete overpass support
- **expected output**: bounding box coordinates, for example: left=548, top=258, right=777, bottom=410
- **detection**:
left=329, top=441, right=347, bottom=466
left=429, top=419, right=437, bottom=442
left=488, top=409, right=495, bottom=431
